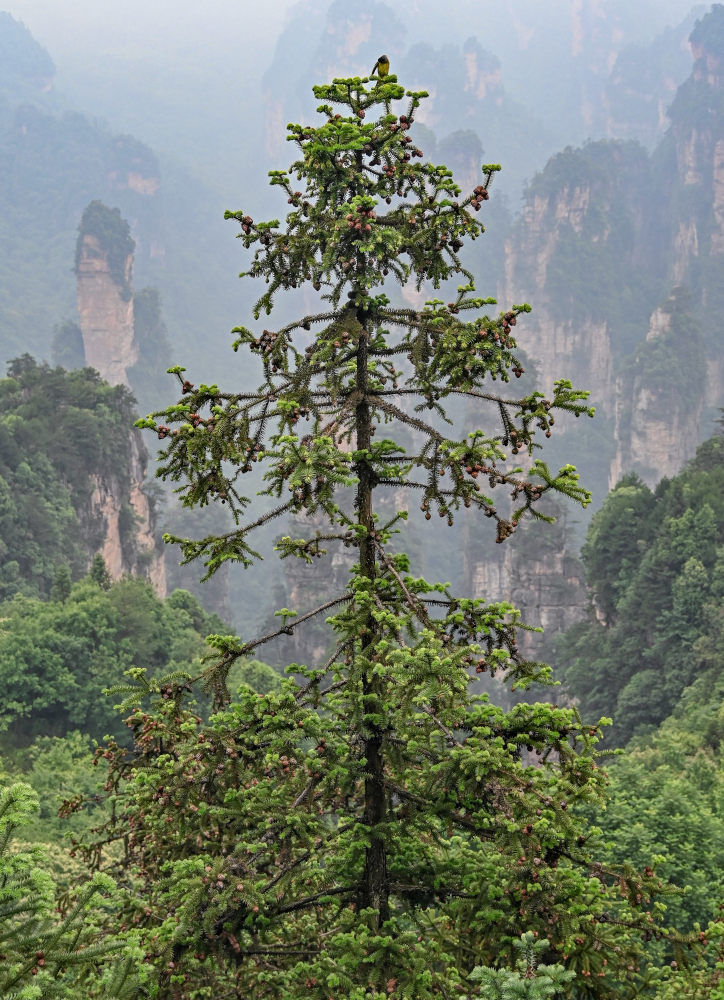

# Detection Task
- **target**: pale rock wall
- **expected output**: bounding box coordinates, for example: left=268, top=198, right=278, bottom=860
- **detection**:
left=91, top=477, right=124, bottom=580
left=672, top=220, right=699, bottom=284
left=711, top=140, right=724, bottom=255
left=610, top=381, right=701, bottom=488
left=501, top=189, right=614, bottom=406
left=76, top=230, right=165, bottom=595
left=463, top=47, right=502, bottom=104
left=669, top=34, right=724, bottom=282
left=84, top=433, right=166, bottom=596
left=706, top=355, right=724, bottom=417
left=610, top=306, right=702, bottom=488
left=126, top=172, right=160, bottom=196
left=76, top=234, right=137, bottom=387
left=690, top=41, right=723, bottom=88
left=129, top=433, right=166, bottom=595
left=466, top=522, right=587, bottom=661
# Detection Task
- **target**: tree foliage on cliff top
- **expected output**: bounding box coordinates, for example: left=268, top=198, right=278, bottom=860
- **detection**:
left=75, top=200, right=136, bottom=299
left=517, top=139, right=666, bottom=355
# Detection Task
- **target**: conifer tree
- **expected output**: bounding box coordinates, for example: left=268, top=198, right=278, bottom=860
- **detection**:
left=97, top=71, right=675, bottom=998
left=89, top=553, right=113, bottom=591
left=0, top=781, right=146, bottom=999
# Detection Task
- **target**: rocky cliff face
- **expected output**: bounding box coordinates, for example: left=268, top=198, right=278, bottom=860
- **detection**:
left=472, top=7, right=724, bottom=642
left=85, top=431, right=165, bottom=595
left=503, top=7, right=724, bottom=495
left=76, top=232, right=138, bottom=387
left=666, top=17, right=724, bottom=301
left=465, top=512, right=588, bottom=662
left=609, top=294, right=707, bottom=486
left=75, top=201, right=165, bottom=595
left=501, top=139, right=659, bottom=420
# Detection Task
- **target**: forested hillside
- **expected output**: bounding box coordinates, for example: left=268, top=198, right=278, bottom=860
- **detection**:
left=559, top=428, right=724, bottom=744
left=549, top=427, right=724, bottom=963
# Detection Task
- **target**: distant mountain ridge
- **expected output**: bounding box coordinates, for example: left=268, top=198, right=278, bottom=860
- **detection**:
left=0, top=10, right=54, bottom=97
left=0, top=10, right=248, bottom=381
left=504, top=4, right=724, bottom=495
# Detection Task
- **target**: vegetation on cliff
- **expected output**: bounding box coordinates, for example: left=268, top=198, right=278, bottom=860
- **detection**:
left=520, top=138, right=667, bottom=354
left=558, top=427, right=724, bottom=745
left=0, top=573, right=229, bottom=747
left=75, top=200, right=136, bottom=299
left=551, top=427, right=724, bottom=995
left=0, top=357, right=148, bottom=599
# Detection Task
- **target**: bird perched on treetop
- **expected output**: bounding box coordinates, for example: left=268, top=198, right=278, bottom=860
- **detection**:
left=370, top=54, right=390, bottom=78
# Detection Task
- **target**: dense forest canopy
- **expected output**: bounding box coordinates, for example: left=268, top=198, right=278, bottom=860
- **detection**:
left=558, top=429, right=724, bottom=744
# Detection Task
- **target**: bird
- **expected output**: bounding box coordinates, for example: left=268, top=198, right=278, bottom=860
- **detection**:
left=370, top=54, right=390, bottom=78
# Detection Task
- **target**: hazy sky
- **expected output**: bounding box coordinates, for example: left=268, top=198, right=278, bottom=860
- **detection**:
left=7, top=0, right=700, bottom=70
left=2, top=0, right=305, bottom=192
left=4, top=0, right=299, bottom=72
left=2, top=0, right=703, bottom=196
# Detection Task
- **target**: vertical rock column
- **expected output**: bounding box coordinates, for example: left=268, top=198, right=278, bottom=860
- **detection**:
left=75, top=201, right=165, bottom=595
left=76, top=233, right=138, bottom=387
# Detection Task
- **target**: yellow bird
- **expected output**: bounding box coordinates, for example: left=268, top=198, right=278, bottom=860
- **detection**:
left=370, top=54, right=390, bottom=78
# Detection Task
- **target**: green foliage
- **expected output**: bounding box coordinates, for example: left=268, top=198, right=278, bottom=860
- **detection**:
left=628, top=291, right=704, bottom=403
left=558, top=429, right=724, bottom=744
left=598, top=670, right=724, bottom=930
left=612, top=291, right=707, bottom=485
left=0, top=357, right=142, bottom=600
left=6, top=732, right=109, bottom=846
left=89, top=555, right=112, bottom=591
left=0, top=780, right=146, bottom=999
left=469, top=932, right=574, bottom=998
left=649, top=923, right=724, bottom=999
left=227, top=656, right=283, bottom=695
left=580, top=473, right=654, bottom=624
left=0, top=577, right=221, bottom=746
left=49, top=566, right=72, bottom=604
left=75, top=201, right=135, bottom=299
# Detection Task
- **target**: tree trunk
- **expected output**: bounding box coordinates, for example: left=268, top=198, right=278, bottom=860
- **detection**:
left=355, top=306, right=389, bottom=925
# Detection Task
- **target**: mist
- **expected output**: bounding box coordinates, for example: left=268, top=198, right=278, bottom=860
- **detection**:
left=4, top=0, right=701, bottom=195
